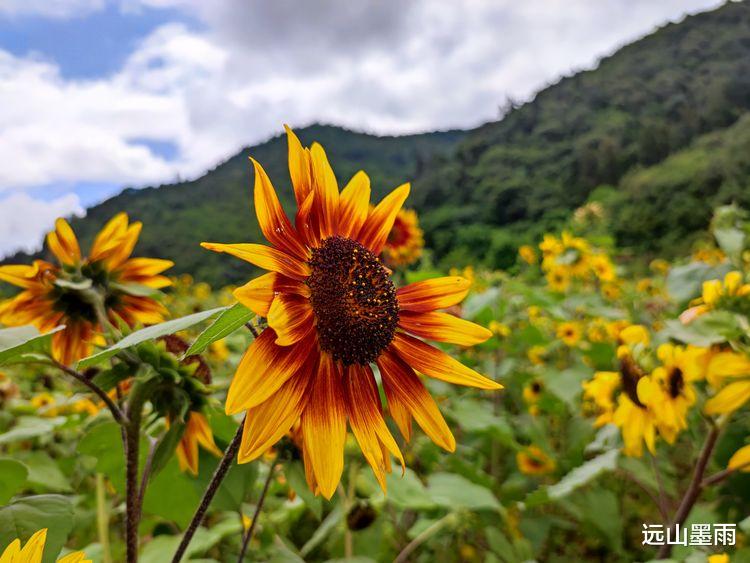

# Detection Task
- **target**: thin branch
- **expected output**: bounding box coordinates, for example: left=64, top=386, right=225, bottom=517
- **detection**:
left=657, top=425, right=720, bottom=559
left=53, top=360, right=128, bottom=425
left=172, top=417, right=245, bottom=563
left=393, top=512, right=457, bottom=563
left=245, top=322, right=259, bottom=338
left=137, top=437, right=158, bottom=518
left=237, top=454, right=278, bottom=562
left=616, top=469, right=669, bottom=522
left=702, top=458, right=750, bottom=488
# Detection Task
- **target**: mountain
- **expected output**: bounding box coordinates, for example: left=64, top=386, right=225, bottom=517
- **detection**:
left=6, top=1, right=750, bottom=285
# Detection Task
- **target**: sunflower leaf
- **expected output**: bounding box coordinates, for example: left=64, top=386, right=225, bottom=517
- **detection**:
left=183, top=302, right=254, bottom=358
left=0, top=325, right=65, bottom=366
left=0, top=495, right=74, bottom=563
left=0, top=458, right=29, bottom=504
left=76, top=307, right=227, bottom=369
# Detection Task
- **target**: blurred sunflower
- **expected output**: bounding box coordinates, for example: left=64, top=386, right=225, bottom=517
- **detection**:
left=613, top=356, right=657, bottom=456
left=704, top=349, right=750, bottom=416
left=557, top=321, right=582, bottom=347
left=0, top=214, right=172, bottom=364
left=581, top=370, right=619, bottom=426
left=381, top=207, right=424, bottom=268
left=518, top=245, right=537, bottom=265
left=203, top=126, right=499, bottom=498
left=523, top=380, right=543, bottom=416
left=0, top=528, right=89, bottom=563
left=680, top=271, right=750, bottom=323
left=545, top=267, right=571, bottom=292
left=728, top=444, right=750, bottom=473
left=516, top=445, right=555, bottom=475
left=173, top=411, right=223, bottom=476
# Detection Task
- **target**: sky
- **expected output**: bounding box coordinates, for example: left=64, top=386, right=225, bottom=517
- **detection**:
left=0, top=0, right=726, bottom=257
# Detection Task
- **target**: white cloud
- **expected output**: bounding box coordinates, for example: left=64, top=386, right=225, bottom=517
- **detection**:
left=0, top=0, right=105, bottom=19
left=0, top=192, right=83, bottom=255
left=0, top=0, right=725, bottom=256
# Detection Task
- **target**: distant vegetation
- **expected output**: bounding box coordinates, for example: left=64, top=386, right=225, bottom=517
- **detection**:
left=6, top=1, right=750, bottom=285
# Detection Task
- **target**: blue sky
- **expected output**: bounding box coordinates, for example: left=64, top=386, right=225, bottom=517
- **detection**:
left=0, top=0, right=724, bottom=256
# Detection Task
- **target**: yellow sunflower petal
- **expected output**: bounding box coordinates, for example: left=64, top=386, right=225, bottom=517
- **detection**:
left=201, top=243, right=310, bottom=281
left=398, top=311, right=492, bottom=346
left=57, top=552, right=91, bottom=563
left=47, top=218, right=81, bottom=266
left=0, top=539, right=21, bottom=562
left=0, top=263, right=42, bottom=288
left=357, top=183, right=410, bottom=254
left=226, top=329, right=314, bottom=414
left=704, top=380, right=750, bottom=415
left=728, top=444, right=750, bottom=473
left=233, top=272, right=310, bottom=317
left=267, top=294, right=315, bottom=346
left=89, top=213, right=128, bottom=261
left=391, top=332, right=502, bottom=390
left=377, top=349, right=455, bottom=451
left=301, top=353, right=346, bottom=499
left=190, top=411, right=222, bottom=458
left=344, top=364, right=404, bottom=491
left=337, top=171, right=371, bottom=239
left=238, top=357, right=315, bottom=463
left=310, top=142, right=339, bottom=238
left=176, top=429, right=199, bottom=475
left=251, top=157, right=309, bottom=261
left=396, top=277, right=471, bottom=312
left=17, top=528, right=47, bottom=562
left=285, top=124, right=313, bottom=206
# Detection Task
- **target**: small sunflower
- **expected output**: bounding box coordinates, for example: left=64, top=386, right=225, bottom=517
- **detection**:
left=516, top=445, right=555, bottom=475
left=203, top=126, right=499, bottom=498
left=680, top=271, right=750, bottom=323
left=518, top=245, right=537, bottom=265
left=0, top=214, right=172, bottom=365
left=557, top=321, right=582, bottom=347
left=173, top=411, right=223, bottom=476
left=0, top=529, right=89, bottom=563
left=381, top=207, right=424, bottom=268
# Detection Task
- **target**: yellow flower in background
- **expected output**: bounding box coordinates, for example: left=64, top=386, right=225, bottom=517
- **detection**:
left=704, top=349, right=750, bottom=416
left=527, top=345, right=547, bottom=365
left=708, top=554, right=730, bottom=563
left=649, top=258, right=670, bottom=275
left=728, top=444, right=750, bottom=473
left=586, top=318, right=609, bottom=343
left=590, top=254, right=615, bottom=282
left=605, top=320, right=630, bottom=341
left=613, top=393, right=657, bottom=457
left=202, top=126, right=498, bottom=498
left=546, top=267, right=571, bottom=292
left=381, top=207, right=424, bottom=268
left=518, top=245, right=537, bottom=265
left=516, top=445, right=555, bottom=475
left=71, top=398, right=100, bottom=417
left=523, top=380, right=544, bottom=405
left=174, top=411, right=223, bottom=476
left=557, top=321, right=582, bottom=347
left=681, top=271, right=750, bottom=323
left=208, top=339, right=230, bottom=362
left=0, top=529, right=90, bottom=563
left=582, top=371, right=620, bottom=426
left=616, top=324, right=650, bottom=359
left=489, top=320, right=511, bottom=338
left=692, top=247, right=726, bottom=265
left=0, top=214, right=172, bottom=365
left=601, top=282, right=621, bottom=300
left=527, top=306, right=542, bottom=321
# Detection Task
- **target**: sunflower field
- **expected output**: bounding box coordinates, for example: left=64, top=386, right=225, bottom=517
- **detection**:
left=0, top=129, right=748, bottom=563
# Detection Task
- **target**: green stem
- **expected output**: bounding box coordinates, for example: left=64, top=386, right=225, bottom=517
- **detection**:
left=393, top=512, right=457, bottom=563
left=96, top=473, right=113, bottom=563
left=237, top=454, right=279, bottom=562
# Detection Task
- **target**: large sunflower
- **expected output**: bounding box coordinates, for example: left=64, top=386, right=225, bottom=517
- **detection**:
left=0, top=214, right=172, bottom=365
left=203, top=126, right=500, bottom=498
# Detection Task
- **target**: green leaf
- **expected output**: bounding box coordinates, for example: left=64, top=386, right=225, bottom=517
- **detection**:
left=714, top=227, right=745, bottom=260
left=448, top=398, right=514, bottom=445
left=0, top=458, right=28, bottom=504
left=183, top=302, right=254, bottom=357
left=666, top=262, right=731, bottom=304
left=427, top=472, right=502, bottom=511
left=383, top=468, right=436, bottom=510
left=149, top=422, right=186, bottom=480
left=77, top=307, right=226, bottom=368
left=661, top=311, right=747, bottom=347
left=0, top=495, right=74, bottom=563
left=0, top=326, right=65, bottom=365
left=139, top=526, right=231, bottom=563
left=109, top=282, right=160, bottom=297
left=575, top=489, right=623, bottom=552
left=16, top=451, right=72, bottom=493
left=545, top=366, right=593, bottom=410
left=78, top=421, right=147, bottom=493
left=523, top=449, right=619, bottom=507
left=142, top=458, right=202, bottom=527
left=0, top=416, right=67, bottom=445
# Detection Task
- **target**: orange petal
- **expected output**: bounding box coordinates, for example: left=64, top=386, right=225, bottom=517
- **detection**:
left=301, top=353, right=346, bottom=499
left=201, top=242, right=310, bottom=281
left=310, top=142, right=339, bottom=238
left=267, top=294, right=315, bottom=346
left=377, top=349, right=455, bottom=451
left=358, top=183, right=410, bottom=254
left=399, top=311, right=492, bottom=345
left=397, top=276, right=471, bottom=312
left=285, top=125, right=313, bottom=206
left=0, top=263, right=42, bottom=288
left=391, top=332, right=502, bottom=390
left=108, top=222, right=142, bottom=269
left=90, top=213, right=129, bottom=260
left=344, top=364, right=404, bottom=491
left=47, top=218, right=81, bottom=265
left=295, top=190, right=320, bottom=249
left=233, top=272, right=309, bottom=317
left=189, top=412, right=223, bottom=458
left=226, top=329, right=314, bottom=414
left=238, top=356, right=315, bottom=463
left=337, top=171, right=371, bottom=239
left=252, top=157, right=309, bottom=261
left=119, top=257, right=174, bottom=277
left=176, top=430, right=199, bottom=475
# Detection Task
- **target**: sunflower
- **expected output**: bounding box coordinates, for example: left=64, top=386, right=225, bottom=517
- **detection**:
left=545, top=267, right=571, bottom=292
left=203, top=126, right=499, bottom=498
left=0, top=214, right=172, bottom=365
left=0, top=529, right=89, bottom=563
left=516, top=445, right=555, bottom=475
left=173, top=411, right=223, bottom=476
left=381, top=207, right=424, bottom=268
left=518, top=245, right=537, bottom=265
left=637, top=344, right=705, bottom=441
left=704, top=350, right=750, bottom=416
left=523, top=380, right=543, bottom=416
left=589, top=254, right=615, bottom=282
left=680, top=271, right=750, bottom=323
left=557, top=321, right=582, bottom=347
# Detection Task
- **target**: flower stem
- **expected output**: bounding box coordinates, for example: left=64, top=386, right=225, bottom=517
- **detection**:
left=237, top=453, right=278, bottom=562
left=393, top=512, right=457, bottom=563
left=656, top=425, right=720, bottom=559
left=96, top=473, right=113, bottom=563
left=124, top=403, right=143, bottom=562
left=53, top=360, right=128, bottom=425
left=172, top=417, right=245, bottom=563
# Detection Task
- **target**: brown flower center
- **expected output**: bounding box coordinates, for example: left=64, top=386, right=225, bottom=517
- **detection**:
left=308, top=236, right=399, bottom=366
left=619, top=355, right=646, bottom=408
left=668, top=368, right=684, bottom=399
